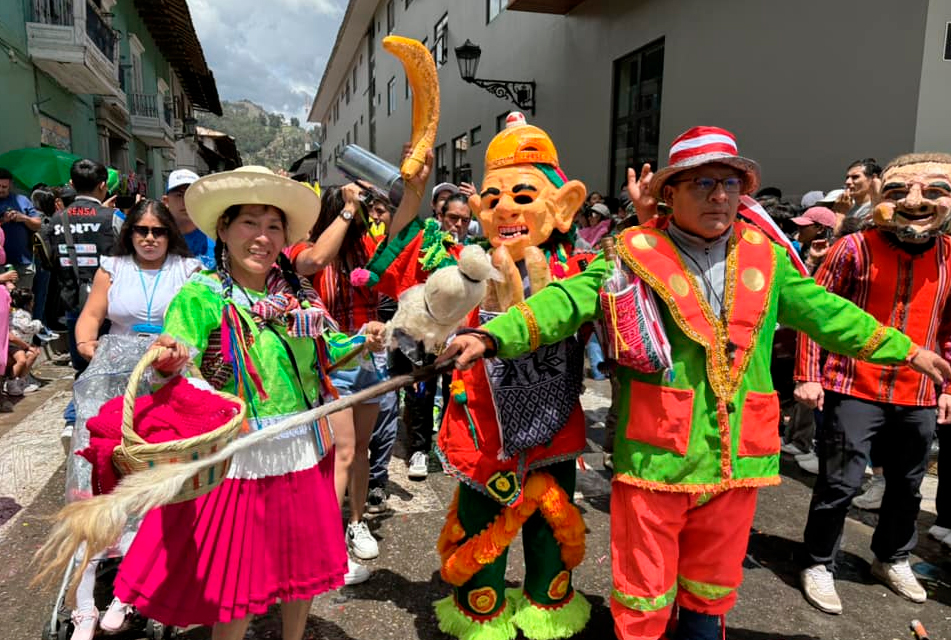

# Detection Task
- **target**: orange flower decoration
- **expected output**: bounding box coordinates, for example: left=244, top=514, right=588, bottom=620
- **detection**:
left=468, top=587, right=499, bottom=614
left=547, top=570, right=571, bottom=601
left=450, top=379, right=467, bottom=403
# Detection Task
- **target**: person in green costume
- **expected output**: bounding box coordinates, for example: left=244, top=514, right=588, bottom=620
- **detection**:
left=439, top=126, right=951, bottom=640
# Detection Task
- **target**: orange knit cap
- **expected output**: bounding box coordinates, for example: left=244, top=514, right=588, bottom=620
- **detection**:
left=484, top=112, right=559, bottom=172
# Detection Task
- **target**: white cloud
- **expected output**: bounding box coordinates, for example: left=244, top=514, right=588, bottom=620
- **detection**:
left=189, top=0, right=346, bottom=122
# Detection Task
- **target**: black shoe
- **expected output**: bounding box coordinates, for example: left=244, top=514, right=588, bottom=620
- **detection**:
left=366, top=486, right=389, bottom=514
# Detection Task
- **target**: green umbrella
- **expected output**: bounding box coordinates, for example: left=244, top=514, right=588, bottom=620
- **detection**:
left=0, top=147, right=82, bottom=190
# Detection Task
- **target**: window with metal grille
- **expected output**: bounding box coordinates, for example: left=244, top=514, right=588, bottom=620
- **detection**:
left=610, top=38, right=664, bottom=193
left=487, top=0, right=504, bottom=23
left=433, top=13, right=448, bottom=68
left=387, top=77, right=397, bottom=115
left=452, top=133, right=470, bottom=184
left=435, top=144, right=448, bottom=183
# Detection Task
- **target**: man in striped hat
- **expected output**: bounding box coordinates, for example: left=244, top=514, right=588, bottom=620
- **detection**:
left=440, top=126, right=951, bottom=640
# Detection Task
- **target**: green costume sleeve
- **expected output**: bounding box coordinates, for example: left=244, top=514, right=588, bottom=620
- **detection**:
left=774, top=245, right=912, bottom=363
left=483, top=256, right=608, bottom=359
left=162, top=279, right=221, bottom=360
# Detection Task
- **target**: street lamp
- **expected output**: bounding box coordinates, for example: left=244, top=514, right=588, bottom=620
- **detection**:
left=454, top=39, right=536, bottom=115
left=175, top=116, right=198, bottom=140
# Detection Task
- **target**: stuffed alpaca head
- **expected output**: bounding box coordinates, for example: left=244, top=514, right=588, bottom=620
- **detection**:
left=387, top=244, right=499, bottom=355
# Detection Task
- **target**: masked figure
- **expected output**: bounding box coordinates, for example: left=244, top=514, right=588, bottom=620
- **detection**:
left=364, top=113, right=593, bottom=640
left=796, top=153, right=951, bottom=615
left=440, top=130, right=950, bottom=640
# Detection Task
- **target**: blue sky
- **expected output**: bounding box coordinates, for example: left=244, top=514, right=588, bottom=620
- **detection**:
left=189, top=0, right=346, bottom=123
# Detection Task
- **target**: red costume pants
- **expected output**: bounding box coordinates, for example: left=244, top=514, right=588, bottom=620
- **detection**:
left=610, top=483, right=758, bottom=640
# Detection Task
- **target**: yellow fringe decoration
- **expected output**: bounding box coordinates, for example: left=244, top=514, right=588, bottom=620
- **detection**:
left=439, top=472, right=586, bottom=587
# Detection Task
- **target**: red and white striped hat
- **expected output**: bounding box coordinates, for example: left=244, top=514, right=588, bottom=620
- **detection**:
left=648, top=126, right=761, bottom=199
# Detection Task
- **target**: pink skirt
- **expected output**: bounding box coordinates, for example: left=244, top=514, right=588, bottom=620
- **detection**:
left=114, top=454, right=346, bottom=626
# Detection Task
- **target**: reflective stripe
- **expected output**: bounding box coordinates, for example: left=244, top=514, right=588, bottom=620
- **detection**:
left=611, top=584, right=676, bottom=612
left=678, top=576, right=734, bottom=601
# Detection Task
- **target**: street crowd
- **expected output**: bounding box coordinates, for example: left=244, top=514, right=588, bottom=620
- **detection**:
left=3, top=116, right=951, bottom=640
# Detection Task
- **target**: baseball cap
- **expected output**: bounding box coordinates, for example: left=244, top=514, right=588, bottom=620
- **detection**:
left=817, top=188, right=844, bottom=205
left=431, top=182, right=459, bottom=202
left=755, top=186, right=782, bottom=200
left=791, top=206, right=836, bottom=228
left=800, top=190, right=825, bottom=209
left=167, top=169, right=200, bottom=193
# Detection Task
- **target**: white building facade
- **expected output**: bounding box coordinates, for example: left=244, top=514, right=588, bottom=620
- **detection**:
left=310, top=0, right=951, bottom=201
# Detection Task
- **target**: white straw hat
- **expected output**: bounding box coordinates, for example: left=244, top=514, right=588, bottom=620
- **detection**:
left=184, top=166, right=320, bottom=244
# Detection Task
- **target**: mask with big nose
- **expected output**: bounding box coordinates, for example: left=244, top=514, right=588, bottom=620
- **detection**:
left=872, top=156, right=951, bottom=243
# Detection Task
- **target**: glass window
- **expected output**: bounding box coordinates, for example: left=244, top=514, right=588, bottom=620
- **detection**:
left=345, top=78, right=350, bottom=105
left=487, top=0, right=504, bottom=23
left=387, top=76, right=397, bottom=115
left=470, top=126, right=482, bottom=145
left=433, top=13, right=448, bottom=68
left=386, top=1, right=395, bottom=33
left=353, top=122, right=358, bottom=145
left=435, top=143, right=448, bottom=183
left=496, top=112, right=509, bottom=133
left=353, top=66, right=358, bottom=91
left=405, top=0, right=413, bottom=7
left=610, top=39, right=664, bottom=194
left=452, top=133, right=470, bottom=184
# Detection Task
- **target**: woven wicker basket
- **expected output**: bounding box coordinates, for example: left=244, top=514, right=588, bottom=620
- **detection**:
left=111, top=348, right=246, bottom=503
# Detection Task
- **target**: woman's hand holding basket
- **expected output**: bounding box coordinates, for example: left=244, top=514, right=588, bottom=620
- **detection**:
left=149, top=335, right=190, bottom=375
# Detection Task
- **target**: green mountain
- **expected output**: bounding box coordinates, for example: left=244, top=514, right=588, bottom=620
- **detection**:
left=195, top=100, right=319, bottom=170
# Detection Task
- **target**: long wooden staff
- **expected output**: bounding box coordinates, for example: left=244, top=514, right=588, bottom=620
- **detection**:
left=33, top=358, right=456, bottom=598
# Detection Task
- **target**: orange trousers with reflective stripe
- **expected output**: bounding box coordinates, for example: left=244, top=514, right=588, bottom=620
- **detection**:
left=610, top=483, right=758, bottom=640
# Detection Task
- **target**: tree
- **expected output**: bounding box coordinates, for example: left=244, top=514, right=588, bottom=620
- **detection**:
left=268, top=113, right=284, bottom=128
left=290, top=117, right=300, bottom=128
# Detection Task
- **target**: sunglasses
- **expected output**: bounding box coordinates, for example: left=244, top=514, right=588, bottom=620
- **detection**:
left=132, top=225, right=169, bottom=239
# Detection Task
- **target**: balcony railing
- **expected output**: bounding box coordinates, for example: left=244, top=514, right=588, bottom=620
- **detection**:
left=27, top=0, right=120, bottom=97
left=130, top=93, right=159, bottom=119
left=84, top=0, right=114, bottom=62
left=31, top=0, right=73, bottom=26
left=31, top=0, right=115, bottom=61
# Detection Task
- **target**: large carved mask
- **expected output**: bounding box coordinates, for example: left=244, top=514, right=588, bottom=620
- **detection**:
left=872, top=153, right=951, bottom=243
left=468, top=113, right=585, bottom=262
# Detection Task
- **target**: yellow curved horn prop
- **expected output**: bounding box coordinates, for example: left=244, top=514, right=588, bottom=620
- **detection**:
left=382, top=35, right=440, bottom=181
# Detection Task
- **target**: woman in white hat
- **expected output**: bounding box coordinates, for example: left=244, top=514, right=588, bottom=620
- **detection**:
left=110, top=166, right=375, bottom=639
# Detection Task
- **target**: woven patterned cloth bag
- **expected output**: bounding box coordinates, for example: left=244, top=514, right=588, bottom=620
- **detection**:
left=599, top=278, right=672, bottom=374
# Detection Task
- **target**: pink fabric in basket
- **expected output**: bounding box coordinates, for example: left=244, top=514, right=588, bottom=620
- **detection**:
left=78, top=377, right=241, bottom=495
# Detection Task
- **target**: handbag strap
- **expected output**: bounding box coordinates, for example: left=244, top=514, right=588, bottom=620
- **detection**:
left=61, top=210, right=84, bottom=288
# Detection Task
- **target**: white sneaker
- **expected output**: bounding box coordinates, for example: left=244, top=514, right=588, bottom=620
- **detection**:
left=69, top=607, right=98, bottom=640
left=99, top=596, right=133, bottom=632
left=343, top=557, right=370, bottom=585
left=19, top=378, right=39, bottom=394
left=852, top=475, right=886, bottom=510
left=408, top=451, right=429, bottom=480
left=60, top=423, right=74, bottom=455
left=796, top=452, right=819, bottom=474
left=927, top=524, right=951, bottom=543
left=781, top=441, right=807, bottom=456
left=871, top=559, right=927, bottom=603
left=346, top=520, right=379, bottom=560
left=801, top=564, right=842, bottom=614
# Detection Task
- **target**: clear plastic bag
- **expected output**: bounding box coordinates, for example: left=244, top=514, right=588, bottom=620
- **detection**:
left=65, top=334, right=155, bottom=504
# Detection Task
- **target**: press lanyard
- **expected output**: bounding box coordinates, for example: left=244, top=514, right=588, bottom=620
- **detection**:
left=133, top=265, right=164, bottom=334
